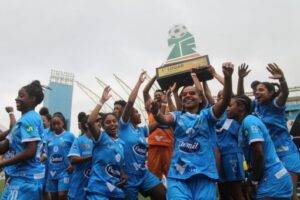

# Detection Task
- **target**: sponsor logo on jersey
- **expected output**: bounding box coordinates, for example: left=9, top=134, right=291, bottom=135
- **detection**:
left=23, top=124, right=35, bottom=134
left=179, top=140, right=200, bottom=153
left=133, top=144, right=147, bottom=156
left=50, top=154, right=63, bottom=163
left=105, top=164, right=121, bottom=178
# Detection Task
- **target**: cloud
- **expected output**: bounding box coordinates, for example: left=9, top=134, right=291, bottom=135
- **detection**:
left=0, top=0, right=299, bottom=133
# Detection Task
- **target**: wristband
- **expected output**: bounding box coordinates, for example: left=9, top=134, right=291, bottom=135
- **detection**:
left=8, top=112, right=14, bottom=115
left=97, top=101, right=103, bottom=107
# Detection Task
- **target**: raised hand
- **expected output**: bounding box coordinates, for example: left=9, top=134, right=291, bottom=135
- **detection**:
left=100, top=86, right=112, bottom=104
left=238, top=63, right=251, bottom=78
left=5, top=106, right=13, bottom=113
left=207, top=65, right=216, bottom=76
left=166, top=82, right=177, bottom=95
left=139, top=70, right=147, bottom=83
left=267, top=63, right=285, bottom=81
left=222, top=62, right=234, bottom=77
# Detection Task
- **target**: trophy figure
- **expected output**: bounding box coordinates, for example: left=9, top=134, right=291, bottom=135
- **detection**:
left=156, top=24, right=213, bottom=90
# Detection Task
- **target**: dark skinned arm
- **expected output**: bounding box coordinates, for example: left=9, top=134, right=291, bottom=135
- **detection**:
left=212, top=62, right=233, bottom=118
left=267, top=63, right=289, bottom=107
left=0, top=141, right=37, bottom=167
left=150, top=101, right=174, bottom=126
left=237, top=63, right=250, bottom=95
left=88, top=86, right=111, bottom=141
left=173, top=88, right=182, bottom=111
left=143, top=75, right=156, bottom=112
left=122, top=71, right=146, bottom=123
left=5, top=107, right=16, bottom=129
left=166, top=83, right=177, bottom=112
left=202, top=81, right=215, bottom=106
left=69, top=155, right=92, bottom=165
left=0, top=139, right=9, bottom=154
left=250, top=142, right=264, bottom=181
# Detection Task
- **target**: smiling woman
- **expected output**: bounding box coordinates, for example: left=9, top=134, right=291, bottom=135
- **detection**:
left=0, top=80, right=45, bottom=200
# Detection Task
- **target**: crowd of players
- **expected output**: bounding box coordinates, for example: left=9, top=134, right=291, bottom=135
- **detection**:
left=0, top=62, right=299, bottom=200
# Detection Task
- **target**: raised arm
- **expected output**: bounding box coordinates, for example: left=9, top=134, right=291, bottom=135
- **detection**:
left=173, top=86, right=182, bottom=111
left=237, top=63, right=250, bottom=95
left=166, top=83, right=177, bottom=112
left=0, top=107, right=16, bottom=141
left=5, top=107, right=16, bottom=129
left=150, top=101, right=174, bottom=126
left=267, top=63, right=289, bottom=107
left=202, top=81, right=215, bottom=106
left=251, top=142, right=264, bottom=182
left=88, top=86, right=111, bottom=141
left=191, top=70, right=208, bottom=107
left=212, top=62, right=233, bottom=118
left=209, top=66, right=224, bottom=85
left=143, top=75, right=156, bottom=112
left=122, top=71, right=147, bottom=123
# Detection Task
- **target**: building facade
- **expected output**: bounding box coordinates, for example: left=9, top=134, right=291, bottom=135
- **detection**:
left=44, top=70, right=74, bottom=130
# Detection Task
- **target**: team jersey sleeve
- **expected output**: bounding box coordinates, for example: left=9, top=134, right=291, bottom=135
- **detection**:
left=273, top=99, right=286, bottom=110
left=68, top=138, right=81, bottom=157
left=19, top=115, right=41, bottom=143
left=207, top=106, right=219, bottom=123
left=170, top=111, right=181, bottom=124
left=243, top=116, right=264, bottom=145
left=119, top=117, right=129, bottom=130
left=93, top=131, right=106, bottom=145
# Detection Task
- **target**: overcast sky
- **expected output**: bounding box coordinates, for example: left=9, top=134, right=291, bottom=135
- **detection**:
left=0, top=0, right=299, bottom=133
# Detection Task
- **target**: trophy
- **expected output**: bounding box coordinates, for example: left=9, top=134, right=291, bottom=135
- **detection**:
left=156, top=24, right=213, bottom=90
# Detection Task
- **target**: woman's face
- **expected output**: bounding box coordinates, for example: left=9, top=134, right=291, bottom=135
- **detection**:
left=103, top=114, right=118, bottom=138
left=181, top=86, right=202, bottom=110
left=113, top=104, right=124, bottom=119
left=42, top=115, right=51, bottom=128
left=51, top=116, right=65, bottom=134
left=130, top=108, right=141, bottom=125
left=226, top=99, right=240, bottom=120
left=255, top=84, right=273, bottom=103
left=15, top=88, right=35, bottom=112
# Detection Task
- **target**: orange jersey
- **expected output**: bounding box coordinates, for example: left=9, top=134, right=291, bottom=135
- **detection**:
left=147, top=113, right=174, bottom=147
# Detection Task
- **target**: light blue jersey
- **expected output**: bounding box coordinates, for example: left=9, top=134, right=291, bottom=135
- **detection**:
left=253, top=100, right=300, bottom=173
left=1, top=110, right=44, bottom=200
left=118, top=118, right=149, bottom=175
left=253, top=100, right=298, bottom=157
left=216, top=112, right=241, bottom=154
left=45, top=131, right=75, bottom=180
left=239, top=115, right=292, bottom=199
left=68, top=134, right=93, bottom=200
left=5, top=110, right=44, bottom=180
left=170, top=107, right=219, bottom=180
left=216, top=112, right=245, bottom=182
left=118, top=119, right=160, bottom=199
left=86, top=132, right=125, bottom=199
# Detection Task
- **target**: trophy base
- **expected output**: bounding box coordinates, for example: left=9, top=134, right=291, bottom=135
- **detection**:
left=157, top=67, right=213, bottom=90
left=156, top=55, right=213, bottom=90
